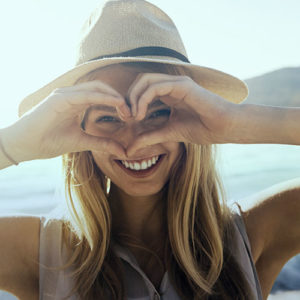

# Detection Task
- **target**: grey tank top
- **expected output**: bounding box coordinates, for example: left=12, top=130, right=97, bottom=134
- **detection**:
left=39, top=211, right=263, bottom=300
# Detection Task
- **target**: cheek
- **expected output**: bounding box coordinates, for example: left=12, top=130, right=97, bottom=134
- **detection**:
left=167, top=142, right=183, bottom=158
left=168, top=142, right=184, bottom=170
left=91, top=152, right=112, bottom=176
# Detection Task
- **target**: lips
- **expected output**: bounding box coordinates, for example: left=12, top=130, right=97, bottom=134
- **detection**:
left=115, top=154, right=165, bottom=178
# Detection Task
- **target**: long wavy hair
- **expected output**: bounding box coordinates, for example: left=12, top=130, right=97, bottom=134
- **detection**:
left=60, top=62, right=253, bottom=299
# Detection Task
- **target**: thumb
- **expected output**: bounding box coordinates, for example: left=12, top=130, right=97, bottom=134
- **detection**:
left=78, top=134, right=126, bottom=158
left=127, top=127, right=176, bottom=157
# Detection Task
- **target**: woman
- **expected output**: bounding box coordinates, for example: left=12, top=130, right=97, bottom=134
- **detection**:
left=0, top=1, right=299, bottom=299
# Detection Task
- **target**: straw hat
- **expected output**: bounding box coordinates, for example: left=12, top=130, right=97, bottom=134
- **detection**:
left=18, top=0, right=248, bottom=117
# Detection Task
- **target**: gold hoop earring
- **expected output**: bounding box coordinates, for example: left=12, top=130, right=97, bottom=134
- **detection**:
left=105, top=176, right=111, bottom=195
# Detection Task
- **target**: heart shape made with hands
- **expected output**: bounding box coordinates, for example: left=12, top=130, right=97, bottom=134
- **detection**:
left=82, top=73, right=233, bottom=157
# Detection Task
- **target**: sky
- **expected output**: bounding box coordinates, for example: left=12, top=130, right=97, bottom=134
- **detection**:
left=0, top=0, right=300, bottom=127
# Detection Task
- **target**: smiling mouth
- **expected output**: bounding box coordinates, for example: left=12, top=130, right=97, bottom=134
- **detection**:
left=115, top=155, right=164, bottom=177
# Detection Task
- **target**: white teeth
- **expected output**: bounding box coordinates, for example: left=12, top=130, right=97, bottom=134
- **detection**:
left=141, top=161, right=148, bottom=170
left=134, top=162, right=140, bottom=170
left=122, top=160, right=129, bottom=168
left=120, top=155, right=161, bottom=171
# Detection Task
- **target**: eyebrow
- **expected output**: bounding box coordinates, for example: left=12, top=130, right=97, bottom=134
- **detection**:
left=86, top=104, right=117, bottom=114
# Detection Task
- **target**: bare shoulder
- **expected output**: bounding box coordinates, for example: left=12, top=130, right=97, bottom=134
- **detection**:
left=239, top=178, right=300, bottom=298
left=0, top=216, right=40, bottom=300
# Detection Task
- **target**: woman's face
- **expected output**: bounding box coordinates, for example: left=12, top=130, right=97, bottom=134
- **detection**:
left=82, top=64, right=182, bottom=197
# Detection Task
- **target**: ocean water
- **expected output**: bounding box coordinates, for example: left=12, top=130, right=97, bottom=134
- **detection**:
left=0, top=144, right=299, bottom=299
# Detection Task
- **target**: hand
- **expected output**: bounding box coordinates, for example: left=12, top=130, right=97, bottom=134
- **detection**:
left=126, top=73, right=238, bottom=156
left=1, top=81, right=131, bottom=163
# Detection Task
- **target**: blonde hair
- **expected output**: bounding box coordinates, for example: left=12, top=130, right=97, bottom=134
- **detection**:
left=61, top=62, right=252, bottom=299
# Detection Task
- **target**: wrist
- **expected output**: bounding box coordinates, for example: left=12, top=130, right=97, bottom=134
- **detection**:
left=219, top=102, right=245, bottom=144
left=0, top=128, right=20, bottom=167
left=0, top=126, right=26, bottom=164
left=226, top=103, right=257, bottom=144
left=0, top=137, right=19, bottom=166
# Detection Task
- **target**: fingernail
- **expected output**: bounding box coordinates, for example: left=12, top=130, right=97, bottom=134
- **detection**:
left=116, top=107, right=126, bottom=120
left=134, top=109, right=139, bottom=118
left=123, top=106, right=131, bottom=118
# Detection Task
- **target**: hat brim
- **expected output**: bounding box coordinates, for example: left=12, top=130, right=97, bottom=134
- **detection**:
left=18, top=56, right=248, bottom=117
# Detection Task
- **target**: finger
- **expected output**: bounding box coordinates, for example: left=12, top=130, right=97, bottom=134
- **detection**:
left=70, top=80, right=123, bottom=98
left=126, top=127, right=179, bottom=157
left=128, top=73, right=179, bottom=117
left=126, top=72, right=145, bottom=117
left=57, top=81, right=131, bottom=117
left=133, top=75, right=201, bottom=121
left=135, top=80, right=186, bottom=121
left=48, top=91, right=130, bottom=118
left=77, top=133, right=126, bottom=157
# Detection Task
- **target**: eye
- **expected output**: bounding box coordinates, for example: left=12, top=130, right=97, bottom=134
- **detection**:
left=84, top=114, right=122, bottom=135
left=95, top=115, right=120, bottom=123
left=147, top=108, right=171, bottom=119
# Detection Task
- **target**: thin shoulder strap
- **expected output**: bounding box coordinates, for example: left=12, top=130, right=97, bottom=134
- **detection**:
left=234, top=203, right=263, bottom=300
left=39, top=217, right=78, bottom=300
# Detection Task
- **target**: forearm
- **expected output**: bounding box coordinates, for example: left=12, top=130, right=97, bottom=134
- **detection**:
left=229, top=104, right=300, bottom=145
left=0, top=129, right=15, bottom=170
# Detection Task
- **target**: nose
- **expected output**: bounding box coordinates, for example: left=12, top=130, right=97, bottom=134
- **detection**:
left=114, top=120, right=146, bottom=151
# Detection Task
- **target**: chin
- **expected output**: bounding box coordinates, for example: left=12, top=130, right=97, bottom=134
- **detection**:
left=112, top=181, right=166, bottom=198
left=124, top=189, right=160, bottom=198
